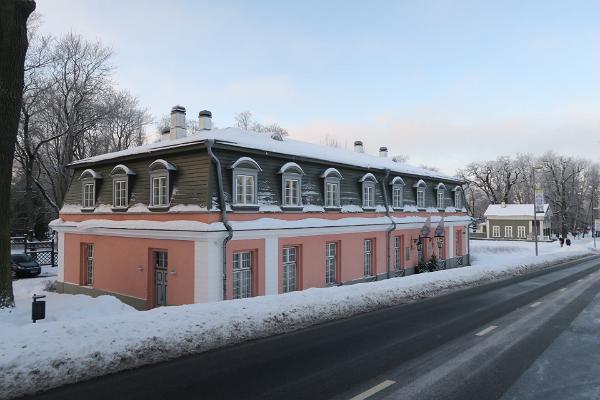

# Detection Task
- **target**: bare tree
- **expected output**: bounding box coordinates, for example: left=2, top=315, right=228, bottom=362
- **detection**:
left=0, top=0, right=36, bottom=308
left=234, top=111, right=289, bottom=136
left=458, top=156, right=523, bottom=204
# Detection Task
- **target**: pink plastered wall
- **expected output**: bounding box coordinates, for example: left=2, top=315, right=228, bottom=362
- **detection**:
left=63, top=233, right=195, bottom=308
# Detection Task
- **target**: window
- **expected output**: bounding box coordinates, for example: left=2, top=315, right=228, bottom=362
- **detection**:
left=113, top=179, right=128, bottom=208
left=233, top=251, right=253, bottom=299
left=505, top=226, right=513, bottom=238
left=325, top=180, right=340, bottom=207
left=326, top=242, right=337, bottom=284
left=394, top=237, right=402, bottom=272
left=80, top=168, right=101, bottom=209
left=436, top=183, right=446, bottom=209
left=282, top=247, right=297, bottom=292
left=360, top=173, right=378, bottom=209
left=405, top=246, right=411, bottom=261
left=417, top=189, right=425, bottom=208
left=414, top=179, right=427, bottom=209
left=492, top=226, right=500, bottom=237
left=110, top=164, right=135, bottom=209
left=454, top=188, right=463, bottom=209
left=235, top=174, right=255, bottom=205
left=279, top=162, right=303, bottom=208
left=149, top=159, right=176, bottom=209
left=283, top=178, right=300, bottom=206
left=232, top=157, right=261, bottom=207
left=518, top=226, right=526, bottom=238
left=364, top=239, right=373, bottom=276
left=392, top=185, right=403, bottom=208
left=83, top=182, right=95, bottom=208
left=363, top=182, right=375, bottom=208
left=152, top=175, right=169, bottom=207
left=321, top=168, right=343, bottom=208
left=437, top=189, right=445, bottom=209
left=84, top=243, right=94, bottom=286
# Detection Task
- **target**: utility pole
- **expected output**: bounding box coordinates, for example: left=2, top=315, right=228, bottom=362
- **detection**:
left=532, top=168, right=539, bottom=256
left=592, top=186, right=597, bottom=249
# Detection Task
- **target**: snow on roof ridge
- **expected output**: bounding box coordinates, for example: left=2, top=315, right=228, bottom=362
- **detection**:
left=69, top=127, right=461, bottom=182
left=484, top=203, right=549, bottom=217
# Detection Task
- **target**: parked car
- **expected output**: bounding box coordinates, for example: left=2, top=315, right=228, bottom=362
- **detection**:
left=11, top=253, right=41, bottom=278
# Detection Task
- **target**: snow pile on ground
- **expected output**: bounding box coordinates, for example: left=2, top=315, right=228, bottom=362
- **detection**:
left=1, top=239, right=598, bottom=399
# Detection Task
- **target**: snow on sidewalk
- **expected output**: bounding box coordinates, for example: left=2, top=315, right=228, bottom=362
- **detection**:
left=0, top=239, right=597, bottom=399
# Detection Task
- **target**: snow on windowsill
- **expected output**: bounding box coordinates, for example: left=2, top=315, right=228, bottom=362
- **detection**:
left=341, top=205, right=363, bottom=213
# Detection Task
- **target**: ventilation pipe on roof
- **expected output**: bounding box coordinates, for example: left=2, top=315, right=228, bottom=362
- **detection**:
left=198, top=110, right=212, bottom=130
left=354, top=140, right=364, bottom=153
left=170, top=105, right=187, bottom=139
left=379, top=147, right=388, bottom=158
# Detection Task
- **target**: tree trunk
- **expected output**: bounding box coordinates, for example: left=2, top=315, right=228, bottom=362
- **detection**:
left=0, top=0, right=36, bottom=308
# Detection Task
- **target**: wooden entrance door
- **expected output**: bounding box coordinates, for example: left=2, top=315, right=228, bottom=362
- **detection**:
left=153, top=251, right=168, bottom=307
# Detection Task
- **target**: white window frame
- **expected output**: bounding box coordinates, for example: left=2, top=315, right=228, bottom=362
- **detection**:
left=112, top=177, right=128, bottom=209
left=234, top=172, right=256, bottom=205
left=282, top=246, right=297, bottom=293
left=454, top=189, right=463, bottom=209
left=437, top=189, right=445, bottom=209
left=417, top=188, right=425, bottom=208
left=392, top=184, right=404, bottom=208
left=282, top=174, right=302, bottom=207
left=362, top=182, right=375, bottom=209
left=233, top=251, right=253, bottom=299
left=505, top=226, right=513, bottom=238
left=85, top=243, right=94, bottom=286
left=364, top=239, right=373, bottom=276
left=517, top=226, right=526, bottom=238
left=492, top=225, right=501, bottom=238
left=325, top=242, right=337, bottom=284
left=324, top=178, right=341, bottom=208
left=82, top=180, right=96, bottom=209
left=394, top=237, right=402, bottom=272
left=150, top=172, right=169, bottom=208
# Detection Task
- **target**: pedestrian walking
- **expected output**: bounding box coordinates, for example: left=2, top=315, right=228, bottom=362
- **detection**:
left=566, top=238, right=571, bottom=246
left=559, top=237, right=564, bottom=247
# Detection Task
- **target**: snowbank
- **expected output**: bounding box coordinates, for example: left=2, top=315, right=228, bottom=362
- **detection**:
left=0, top=239, right=597, bottom=399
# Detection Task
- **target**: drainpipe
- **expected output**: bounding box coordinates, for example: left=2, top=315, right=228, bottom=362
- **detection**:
left=381, top=169, right=397, bottom=279
left=206, top=140, right=233, bottom=300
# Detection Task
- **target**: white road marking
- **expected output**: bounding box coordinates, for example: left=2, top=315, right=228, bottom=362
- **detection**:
left=530, top=302, right=542, bottom=308
left=349, top=380, right=396, bottom=400
left=475, top=325, right=498, bottom=336
left=560, top=287, right=567, bottom=291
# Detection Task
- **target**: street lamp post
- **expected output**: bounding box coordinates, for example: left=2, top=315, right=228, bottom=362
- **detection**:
left=532, top=166, right=543, bottom=256
left=591, top=186, right=597, bottom=249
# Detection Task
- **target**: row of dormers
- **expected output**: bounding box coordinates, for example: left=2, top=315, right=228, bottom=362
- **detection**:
left=74, top=155, right=464, bottom=212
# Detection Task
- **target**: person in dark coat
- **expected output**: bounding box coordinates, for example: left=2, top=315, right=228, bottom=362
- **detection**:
left=559, top=237, right=565, bottom=247
left=566, top=238, right=571, bottom=246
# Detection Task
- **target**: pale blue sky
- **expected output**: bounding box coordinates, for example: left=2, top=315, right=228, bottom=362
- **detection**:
left=36, top=0, right=600, bottom=173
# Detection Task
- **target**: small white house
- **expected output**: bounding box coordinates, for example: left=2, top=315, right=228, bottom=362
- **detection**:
left=483, top=203, right=552, bottom=241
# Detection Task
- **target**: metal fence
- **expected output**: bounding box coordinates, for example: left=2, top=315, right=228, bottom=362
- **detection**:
left=10, top=235, right=57, bottom=267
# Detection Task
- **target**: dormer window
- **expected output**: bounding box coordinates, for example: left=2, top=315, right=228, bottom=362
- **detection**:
left=110, top=164, right=136, bottom=210
left=359, top=173, right=378, bottom=209
left=279, top=162, right=304, bottom=208
left=231, top=157, right=261, bottom=207
left=413, top=179, right=427, bottom=209
left=390, top=177, right=405, bottom=209
left=149, top=159, right=176, bottom=209
left=79, top=169, right=102, bottom=210
left=453, top=186, right=463, bottom=209
left=435, top=183, right=446, bottom=209
left=321, top=168, right=342, bottom=208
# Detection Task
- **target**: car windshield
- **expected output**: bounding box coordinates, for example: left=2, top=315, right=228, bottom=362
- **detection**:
left=11, top=254, right=33, bottom=263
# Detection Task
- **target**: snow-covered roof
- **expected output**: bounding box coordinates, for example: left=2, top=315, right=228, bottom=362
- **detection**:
left=69, top=128, right=461, bottom=182
left=390, top=176, right=405, bottom=186
left=110, top=164, right=136, bottom=176
left=358, top=173, right=378, bottom=183
left=278, top=162, right=304, bottom=174
left=230, top=156, right=262, bottom=171
left=484, top=204, right=550, bottom=218
left=320, top=167, right=343, bottom=179
left=149, top=159, right=177, bottom=171
left=79, top=169, right=102, bottom=180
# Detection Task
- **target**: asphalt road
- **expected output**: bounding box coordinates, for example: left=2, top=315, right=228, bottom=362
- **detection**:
left=25, top=255, right=600, bottom=400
